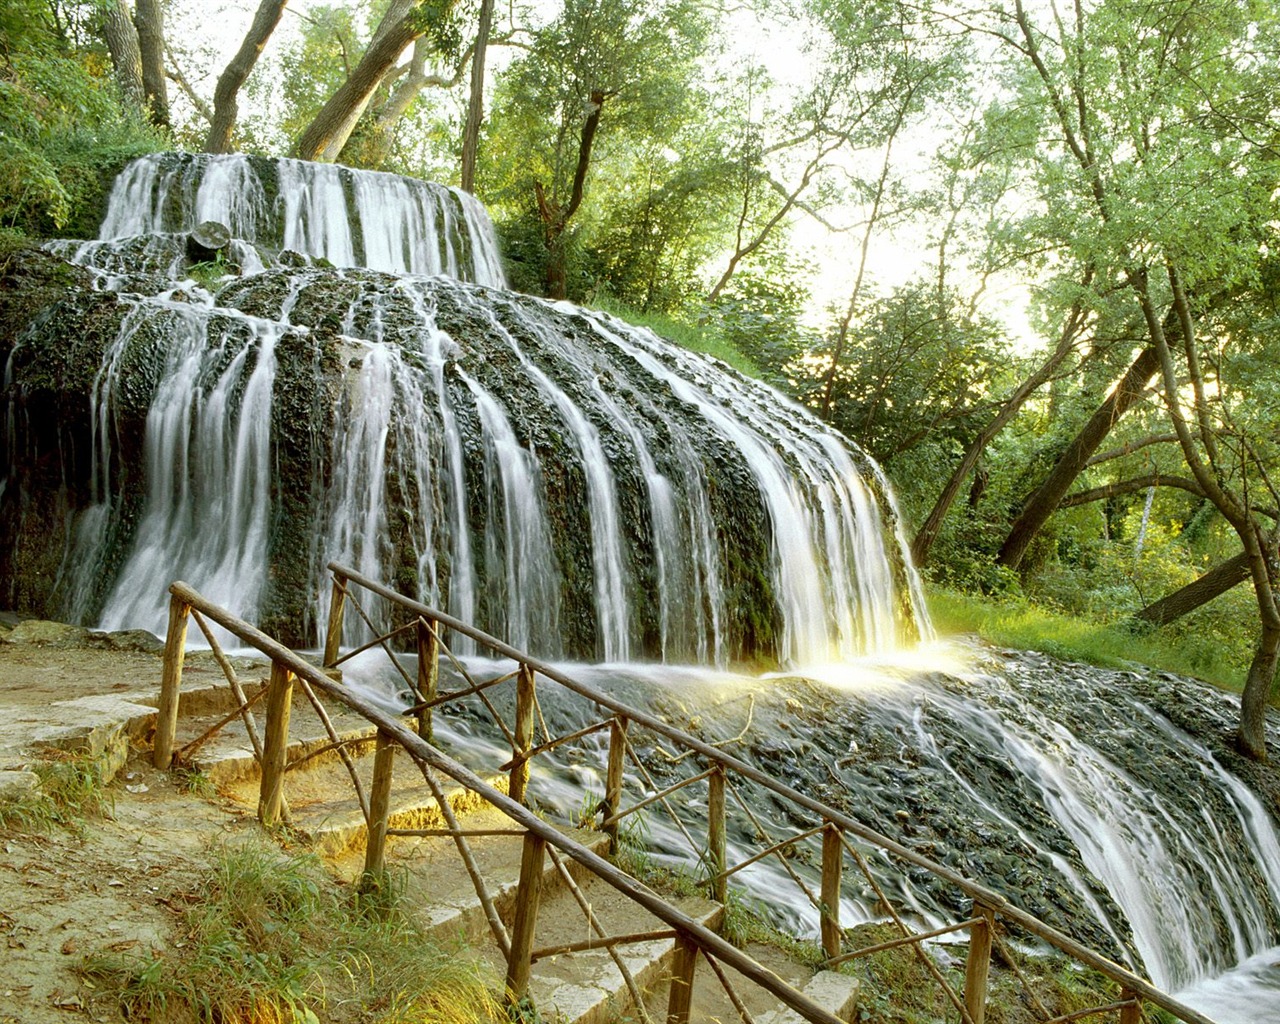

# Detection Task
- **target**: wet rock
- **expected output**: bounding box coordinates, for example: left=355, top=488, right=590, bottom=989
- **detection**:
left=5, top=620, right=93, bottom=647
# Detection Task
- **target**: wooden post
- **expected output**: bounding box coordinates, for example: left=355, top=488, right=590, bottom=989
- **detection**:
left=707, top=766, right=727, bottom=904
left=510, top=663, right=536, bottom=806
left=154, top=595, right=191, bottom=769
left=322, top=577, right=346, bottom=667
left=964, top=903, right=995, bottom=1024
left=416, top=617, right=439, bottom=742
left=604, top=716, right=628, bottom=852
left=666, top=931, right=699, bottom=1024
left=1118, top=990, right=1141, bottom=1024
left=820, top=822, right=843, bottom=960
left=361, top=730, right=395, bottom=886
left=504, top=832, right=547, bottom=1005
left=258, top=661, right=294, bottom=826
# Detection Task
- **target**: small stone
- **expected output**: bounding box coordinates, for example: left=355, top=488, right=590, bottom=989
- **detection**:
left=0, top=771, right=40, bottom=801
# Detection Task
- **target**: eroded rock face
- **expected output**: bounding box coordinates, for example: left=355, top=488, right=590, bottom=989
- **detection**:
left=0, top=236, right=927, bottom=663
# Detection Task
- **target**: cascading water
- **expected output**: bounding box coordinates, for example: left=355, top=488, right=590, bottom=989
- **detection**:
left=340, top=641, right=1280, bottom=1022
left=1, top=153, right=927, bottom=666
left=95, top=152, right=506, bottom=286
left=4, top=153, right=1279, bottom=1021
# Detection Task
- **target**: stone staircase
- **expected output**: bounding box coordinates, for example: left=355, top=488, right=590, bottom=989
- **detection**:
left=172, top=677, right=861, bottom=1024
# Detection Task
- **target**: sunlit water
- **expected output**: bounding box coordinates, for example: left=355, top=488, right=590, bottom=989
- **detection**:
left=338, top=641, right=1280, bottom=1018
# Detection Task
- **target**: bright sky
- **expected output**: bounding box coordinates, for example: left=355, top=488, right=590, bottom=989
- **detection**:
left=168, top=0, right=1040, bottom=350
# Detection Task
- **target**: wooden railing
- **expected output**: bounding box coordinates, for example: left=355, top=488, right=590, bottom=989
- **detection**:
left=154, top=565, right=1217, bottom=1024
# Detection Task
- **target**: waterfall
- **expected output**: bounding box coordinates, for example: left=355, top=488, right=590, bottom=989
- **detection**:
left=337, top=643, right=1280, bottom=1021
left=96, top=152, right=506, bottom=287
left=4, top=155, right=1280, bottom=1020
left=2, top=156, right=928, bottom=665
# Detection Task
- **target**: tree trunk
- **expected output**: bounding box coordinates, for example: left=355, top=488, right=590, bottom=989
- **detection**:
left=997, top=343, right=1161, bottom=570
left=1130, top=553, right=1250, bottom=627
left=1238, top=622, right=1280, bottom=761
left=133, top=0, right=169, bottom=128
left=912, top=298, right=1085, bottom=568
left=338, top=39, right=470, bottom=168
left=294, top=0, right=422, bottom=163
left=204, top=0, right=289, bottom=154
left=536, top=90, right=606, bottom=300
left=100, top=0, right=145, bottom=113
left=459, top=0, right=495, bottom=193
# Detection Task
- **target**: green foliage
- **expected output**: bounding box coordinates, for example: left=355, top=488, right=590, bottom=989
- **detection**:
left=243, top=4, right=362, bottom=156
left=482, top=0, right=712, bottom=298
left=798, top=280, right=1012, bottom=463
left=929, top=586, right=1249, bottom=692
left=703, top=246, right=818, bottom=387
left=0, top=3, right=162, bottom=239
left=82, top=840, right=502, bottom=1023
left=590, top=296, right=763, bottom=379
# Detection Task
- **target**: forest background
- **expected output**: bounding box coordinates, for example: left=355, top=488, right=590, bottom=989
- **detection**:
left=1, top=0, right=1278, bottom=756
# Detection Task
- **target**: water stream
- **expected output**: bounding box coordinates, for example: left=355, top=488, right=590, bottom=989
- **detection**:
left=4, top=154, right=1278, bottom=1021
left=342, top=642, right=1280, bottom=1022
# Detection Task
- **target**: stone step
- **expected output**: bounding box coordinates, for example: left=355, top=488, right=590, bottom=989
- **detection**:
left=757, top=970, right=860, bottom=1023
left=519, top=885, right=723, bottom=1024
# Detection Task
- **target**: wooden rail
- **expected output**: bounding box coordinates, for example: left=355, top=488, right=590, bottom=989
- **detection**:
left=155, top=569, right=1219, bottom=1024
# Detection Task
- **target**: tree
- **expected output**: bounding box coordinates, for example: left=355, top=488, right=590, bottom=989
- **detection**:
left=705, top=0, right=956, bottom=309
left=458, top=0, right=494, bottom=192
left=964, top=0, right=1280, bottom=757
left=97, top=0, right=145, bottom=114
left=133, top=0, right=168, bottom=126
left=294, top=0, right=460, bottom=161
left=483, top=0, right=709, bottom=298
left=204, top=0, right=289, bottom=153
left=802, top=280, right=1008, bottom=464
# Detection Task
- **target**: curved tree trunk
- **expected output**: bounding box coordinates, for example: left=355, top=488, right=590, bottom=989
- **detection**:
left=536, top=90, right=606, bottom=299
left=1131, top=552, right=1250, bottom=627
left=912, top=292, right=1086, bottom=567
left=460, top=0, right=495, bottom=192
left=295, top=0, right=424, bottom=162
left=133, top=0, right=169, bottom=128
left=997, top=343, right=1161, bottom=570
left=100, top=0, right=145, bottom=113
left=1239, top=622, right=1280, bottom=760
left=338, top=39, right=470, bottom=168
left=204, top=0, right=289, bottom=154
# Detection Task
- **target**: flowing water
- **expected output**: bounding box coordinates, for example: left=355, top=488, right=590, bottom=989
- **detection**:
left=12, top=154, right=928, bottom=665
left=342, top=642, right=1280, bottom=1021
left=5, top=154, right=1279, bottom=1020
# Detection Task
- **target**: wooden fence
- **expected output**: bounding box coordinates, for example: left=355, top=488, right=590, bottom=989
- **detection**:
left=153, top=565, right=1216, bottom=1024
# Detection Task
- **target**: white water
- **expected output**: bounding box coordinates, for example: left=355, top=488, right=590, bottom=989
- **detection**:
left=95, top=297, right=285, bottom=630
left=44, top=155, right=928, bottom=666
left=336, top=643, right=1280, bottom=1018
left=99, top=153, right=507, bottom=287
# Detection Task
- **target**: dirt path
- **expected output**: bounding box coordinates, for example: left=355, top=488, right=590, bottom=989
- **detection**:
left=0, top=624, right=265, bottom=1024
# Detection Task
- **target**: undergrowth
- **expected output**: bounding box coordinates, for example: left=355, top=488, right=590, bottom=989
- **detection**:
left=927, top=587, right=1248, bottom=694
left=0, top=748, right=114, bottom=833
left=81, top=840, right=503, bottom=1024
left=588, top=297, right=764, bottom=379
left=842, top=921, right=1135, bottom=1024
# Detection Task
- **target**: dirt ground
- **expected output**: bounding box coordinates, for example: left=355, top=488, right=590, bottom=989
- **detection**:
left=0, top=625, right=268, bottom=1024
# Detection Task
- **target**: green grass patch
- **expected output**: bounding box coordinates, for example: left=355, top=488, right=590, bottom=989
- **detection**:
left=928, top=587, right=1246, bottom=693
left=588, top=297, right=764, bottom=379
left=81, top=840, right=502, bottom=1024
left=0, top=749, right=114, bottom=834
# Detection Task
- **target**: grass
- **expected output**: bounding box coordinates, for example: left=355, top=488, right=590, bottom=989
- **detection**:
left=0, top=749, right=114, bottom=833
left=82, top=840, right=504, bottom=1024
left=927, top=587, right=1247, bottom=693
left=587, top=297, right=764, bottom=379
